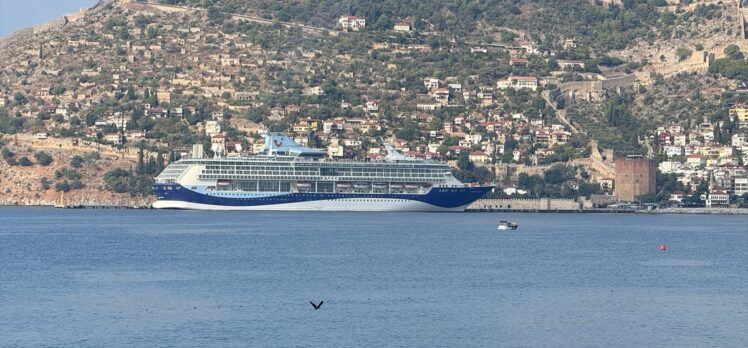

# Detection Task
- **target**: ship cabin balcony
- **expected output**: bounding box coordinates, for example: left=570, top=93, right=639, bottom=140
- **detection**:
left=208, top=179, right=435, bottom=195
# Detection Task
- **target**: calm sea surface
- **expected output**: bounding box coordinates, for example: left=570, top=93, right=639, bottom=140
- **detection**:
left=0, top=208, right=746, bottom=347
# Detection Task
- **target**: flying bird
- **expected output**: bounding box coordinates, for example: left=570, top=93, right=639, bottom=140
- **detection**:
left=310, top=301, right=324, bottom=310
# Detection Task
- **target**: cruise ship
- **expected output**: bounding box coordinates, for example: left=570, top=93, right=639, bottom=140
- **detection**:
left=152, top=134, right=492, bottom=211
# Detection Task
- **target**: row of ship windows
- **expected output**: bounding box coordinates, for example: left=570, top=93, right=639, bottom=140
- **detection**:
left=201, top=163, right=445, bottom=169
left=201, top=172, right=444, bottom=178
left=206, top=194, right=412, bottom=203
left=203, top=166, right=445, bottom=174
left=204, top=167, right=443, bottom=171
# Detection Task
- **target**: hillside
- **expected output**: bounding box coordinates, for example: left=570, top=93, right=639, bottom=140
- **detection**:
left=1, top=0, right=747, bottom=206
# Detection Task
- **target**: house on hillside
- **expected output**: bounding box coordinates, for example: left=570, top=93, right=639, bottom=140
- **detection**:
left=433, top=88, right=450, bottom=104
left=509, top=57, right=529, bottom=67
left=423, top=77, right=440, bottom=90
left=394, top=22, right=411, bottom=33
left=365, top=100, right=379, bottom=112
left=339, top=16, right=366, bottom=31
left=126, top=129, right=145, bottom=139
left=104, top=133, right=123, bottom=145
left=706, top=187, right=729, bottom=208
left=496, top=76, right=538, bottom=91
left=557, top=59, right=585, bottom=70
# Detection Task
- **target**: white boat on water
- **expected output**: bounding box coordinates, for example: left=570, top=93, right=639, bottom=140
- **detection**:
left=497, top=221, right=518, bottom=230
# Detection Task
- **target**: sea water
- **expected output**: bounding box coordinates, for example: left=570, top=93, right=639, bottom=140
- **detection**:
left=1, top=208, right=746, bottom=347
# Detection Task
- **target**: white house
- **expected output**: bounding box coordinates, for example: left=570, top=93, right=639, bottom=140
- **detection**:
left=104, top=133, right=123, bottom=144
left=206, top=120, right=222, bottom=136
left=734, top=177, right=748, bottom=197
left=496, top=76, right=538, bottom=91
left=706, top=187, right=729, bottom=208
left=394, top=22, right=411, bottom=32
left=365, top=100, right=379, bottom=112
left=339, top=16, right=366, bottom=31
left=423, top=77, right=440, bottom=90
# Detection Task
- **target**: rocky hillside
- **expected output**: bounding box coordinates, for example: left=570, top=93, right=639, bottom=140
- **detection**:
left=0, top=134, right=152, bottom=206
left=0, top=0, right=747, bottom=205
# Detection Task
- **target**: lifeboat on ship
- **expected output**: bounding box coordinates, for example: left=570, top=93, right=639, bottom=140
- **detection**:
left=353, top=182, right=370, bottom=189
left=217, top=179, right=232, bottom=187
left=295, top=181, right=311, bottom=191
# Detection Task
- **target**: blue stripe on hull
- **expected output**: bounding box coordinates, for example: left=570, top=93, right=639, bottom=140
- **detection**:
left=152, top=183, right=491, bottom=209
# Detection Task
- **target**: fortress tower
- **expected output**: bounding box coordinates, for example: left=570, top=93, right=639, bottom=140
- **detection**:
left=614, top=156, right=656, bottom=202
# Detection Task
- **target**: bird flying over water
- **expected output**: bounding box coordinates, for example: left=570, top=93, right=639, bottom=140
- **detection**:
left=310, top=301, right=324, bottom=309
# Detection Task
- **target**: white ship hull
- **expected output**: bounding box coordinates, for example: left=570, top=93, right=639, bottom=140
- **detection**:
left=153, top=198, right=465, bottom=212
left=152, top=198, right=468, bottom=212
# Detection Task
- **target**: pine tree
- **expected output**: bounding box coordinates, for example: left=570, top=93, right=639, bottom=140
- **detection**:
left=721, top=120, right=731, bottom=145
left=136, top=142, right=145, bottom=175
left=127, top=85, right=137, bottom=100
left=713, top=124, right=722, bottom=144
left=128, top=174, right=136, bottom=197
left=145, top=156, right=157, bottom=175
left=156, top=152, right=165, bottom=173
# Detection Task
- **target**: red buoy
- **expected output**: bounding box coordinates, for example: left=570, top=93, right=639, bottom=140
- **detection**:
left=659, top=244, right=667, bottom=251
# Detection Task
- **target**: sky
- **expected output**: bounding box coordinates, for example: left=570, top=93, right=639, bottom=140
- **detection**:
left=0, top=0, right=97, bottom=36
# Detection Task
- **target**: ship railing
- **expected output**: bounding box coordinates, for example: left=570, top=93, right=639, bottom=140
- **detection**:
left=199, top=172, right=445, bottom=179
left=186, top=157, right=446, bottom=169
left=197, top=174, right=442, bottom=182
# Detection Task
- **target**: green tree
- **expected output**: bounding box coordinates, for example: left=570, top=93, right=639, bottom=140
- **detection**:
left=637, top=192, right=657, bottom=203
left=127, top=85, right=138, bottom=100
left=34, top=151, right=53, bottom=166
left=70, top=155, right=85, bottom=168
left=457, top=151, right=473, bottom=171
left=40, top=177, right=51, bottom=190
left=133, top=14, right=151, bottom=29
left=136, top=142, right=145, bottom=174
left=13, top=93, right=28, bottom=105
left=55, top=181, right=71, bottom=192
left=17, top=156, right=33, bottom=166
left=675, top=47, right=692, bottom=61
left=543, top=166, right=566, bottom=185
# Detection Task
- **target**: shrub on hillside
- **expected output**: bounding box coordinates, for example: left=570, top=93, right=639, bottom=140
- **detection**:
left=17, top=156, right=33, bottom=166
left=70, top=155, right=85, bottom=168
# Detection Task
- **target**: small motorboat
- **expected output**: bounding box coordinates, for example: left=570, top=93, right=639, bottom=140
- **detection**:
left=497, top=221, right=518, bottom=230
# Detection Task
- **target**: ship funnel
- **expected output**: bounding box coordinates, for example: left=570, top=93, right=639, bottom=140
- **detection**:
left=381, top=138, right=408, bottom=162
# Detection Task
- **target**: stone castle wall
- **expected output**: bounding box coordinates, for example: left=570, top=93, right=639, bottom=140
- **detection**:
left=0, top=0, right=111, bottom=48
left=556, top=73, right=637, bottom=103
left=468, top=198, right=581, bottom=211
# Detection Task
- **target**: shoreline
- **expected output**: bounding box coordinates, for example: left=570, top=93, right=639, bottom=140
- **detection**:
left=1, top=204, right=747, bottom=215
left=467, top=208, right=748, bottom=215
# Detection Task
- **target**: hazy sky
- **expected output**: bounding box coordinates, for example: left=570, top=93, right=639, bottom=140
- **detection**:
left=0, top=0, right=97, bottom=36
